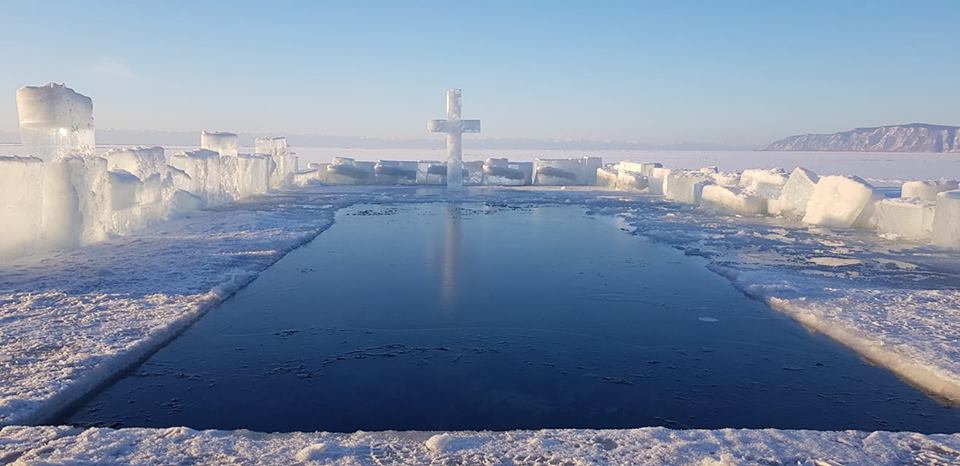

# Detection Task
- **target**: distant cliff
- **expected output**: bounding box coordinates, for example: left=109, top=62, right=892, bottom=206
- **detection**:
left=765, top=123, right=960, bottom=152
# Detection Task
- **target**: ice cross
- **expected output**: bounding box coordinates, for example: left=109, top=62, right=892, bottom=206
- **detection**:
left=427, top=89, right=480, bottom=191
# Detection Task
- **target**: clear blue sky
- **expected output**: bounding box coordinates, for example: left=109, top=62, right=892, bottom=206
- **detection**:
left=1, top=0, right=957, bottom=144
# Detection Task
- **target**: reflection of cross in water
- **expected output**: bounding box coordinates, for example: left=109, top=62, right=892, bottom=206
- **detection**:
left=427, top=89, right=480, bottom=191
left=441, top=204, right=461, bottom=308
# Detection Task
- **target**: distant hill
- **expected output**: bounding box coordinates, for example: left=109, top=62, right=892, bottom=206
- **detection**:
left=765, top=123, right=960, bottom=153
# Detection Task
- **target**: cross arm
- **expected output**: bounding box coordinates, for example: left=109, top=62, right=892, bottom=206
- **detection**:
left=427, top=119, right=481, bottom=133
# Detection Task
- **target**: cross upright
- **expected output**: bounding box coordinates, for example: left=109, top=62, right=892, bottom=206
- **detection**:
left=427, top=89, right=480, bottom=191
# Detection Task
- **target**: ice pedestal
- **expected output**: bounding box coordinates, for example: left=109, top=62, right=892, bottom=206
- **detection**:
left=803, top=175, right=883, bottom=229
left=932, top=190, right=960, bottom=249
left=663, top=170, right=712, bottom=205
left=701, top=185, right=766, bottom=215
left=0, top=156, right=44, bottom=256
left=16, top=83, right=95, bottom=161
left=482, top=158, right=526, bottom=186
left=200, top=131, right=238, bottom=157
left=325, top=157, right=373, bottom=184
left=901, top=180, right=959, bottom=201
left=876, top=198, right=936, bottom=240
left=767, top=167, right=820, bottom=218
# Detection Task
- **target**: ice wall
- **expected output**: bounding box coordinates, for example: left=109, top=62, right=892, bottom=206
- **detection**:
left=169, top=149, right=224, bottom=206
left=932, top=190, right=960, bottom=249
left=200, top=131, right=239, bottom=157
left=325, top=157, right=374, bottom=184
left=482, top=158, right=526, bottom=186
left=16, top=83, right=95, bottom=161
left=255, top=136, right=298, bottom=188
left=0, top=156, right=44, bottom=256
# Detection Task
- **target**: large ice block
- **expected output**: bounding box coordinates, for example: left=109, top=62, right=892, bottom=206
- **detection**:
left=255, top=137, right=297, bottom=188
left=767, top=167, right=820, bottom=218
left=876, top=198, right=936, bottom=241
left=16, top=83, right=95, bottom=161
left=169, top=149, right=224, bottom=205
left=581, top=157, right=602, bottom=185
left=416, top=161, right=446, bottom=185
left=200, top=131, right=238, bottom=157
left=534, top=158, right=584, bottom=185
left=739, top=168, right=788, bottom=199
left=663, top=170, right=712, bottom=205
left=222, top=154, right=271, bottom=199
left=648, top=167, right=671, bottom=195
left=617, top=170, right=649, bottom=192
left=619, top=161, right=662, bottom=178
left=325, top=157, right=373, bottom=184
left=597, top=166, right=619, bottom=189
left=462, top=161, right=484, bottom=185
left=803, top=175, right=883, bottom=229
left=373, top=160, right=418, bottom=185
left=901, top=180, right=959, bottom=201
left=932, top=190, right=960, bottom=249
left=0, top=156, right=44, bottom=256
left=103, top=146, right=166, bottom=180
left=701, top=185, right=766, bottom=215
left=482, top=158, right=526, bottom=186
left=711, top=171, right=741, bottom=187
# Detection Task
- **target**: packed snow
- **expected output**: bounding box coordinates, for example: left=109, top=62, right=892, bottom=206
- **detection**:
left=2, top=425, right=958, bottom=465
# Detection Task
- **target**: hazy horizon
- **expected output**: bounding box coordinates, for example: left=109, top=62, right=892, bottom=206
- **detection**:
left=2, top=1, right=959, bottom=145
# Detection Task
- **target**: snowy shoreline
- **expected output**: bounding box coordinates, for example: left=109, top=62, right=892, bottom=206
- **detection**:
left=3, top=424, right=959, bottom=465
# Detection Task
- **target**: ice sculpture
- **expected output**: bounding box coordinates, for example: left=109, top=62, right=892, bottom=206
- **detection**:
left=428, top=89, right=480, bottom=191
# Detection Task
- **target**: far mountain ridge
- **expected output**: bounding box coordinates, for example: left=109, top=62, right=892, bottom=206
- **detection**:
left=765, top=123, right=960, bottom=153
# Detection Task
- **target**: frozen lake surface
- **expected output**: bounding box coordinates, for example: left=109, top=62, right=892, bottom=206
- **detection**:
left=64, top=203, right=960, bottom=433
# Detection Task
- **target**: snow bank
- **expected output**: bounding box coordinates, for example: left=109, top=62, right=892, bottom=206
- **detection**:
left=767, top=167, right=819, bottom=218
left=902, top=179, right=959, bottom=201
left=876, top=198, right=935, bottom=240
left=803, top=175, right=883, bottom=229
left=4, top=425, right=958, bottom=465
left=200, top=131, right=238, bottom=157
left=15, top=83, right=95, bottom=161
left=932, top=190, right=960, bottom=249
left=701, top=185, right=766, bottom=215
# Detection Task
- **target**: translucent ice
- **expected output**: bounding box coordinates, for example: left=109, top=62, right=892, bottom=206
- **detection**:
left=701, top=185, right=766, bottom=215
left=416, top=161, right=446, bottom=185
left=169, top=149, right=224, bottom=206
left=325, top=157, right=373, bottom=184
left=803, top=175, right=883, bottom=229
left=200, top=131, right=238, bottom=157
left=103, top=146, right=166, bottom=181
left=767, top=167, right=820, bottom=218
left=256, top=137, right=298, bottom=188
left=876, top=198, right=935, bottom=240
left=0, top=156, right=44, bottom=256
left=901, top=180, right=959, bottom=201
left=663, top=170, right=712, bottom=205
left=932, top=190, right=960, bottom=249
left=482, top=158, right=526, bottom=186
left=373, top=160, right=418, bottom=185
left=16, top=83, right=95, bottom=161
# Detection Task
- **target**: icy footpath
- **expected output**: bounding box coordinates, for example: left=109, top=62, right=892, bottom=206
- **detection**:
left=0, top=190, right=349, bottom=426
left=2, top=425, right=959, bottom=465
left=602, top=193, right=960, bottom=405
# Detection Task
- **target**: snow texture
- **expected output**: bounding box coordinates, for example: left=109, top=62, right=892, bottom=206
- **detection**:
left=2, top=425, right=958, bottom=465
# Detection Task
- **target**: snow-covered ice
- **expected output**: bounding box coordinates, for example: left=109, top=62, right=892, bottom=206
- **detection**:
left=2, top=425, right=958, bottom=465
